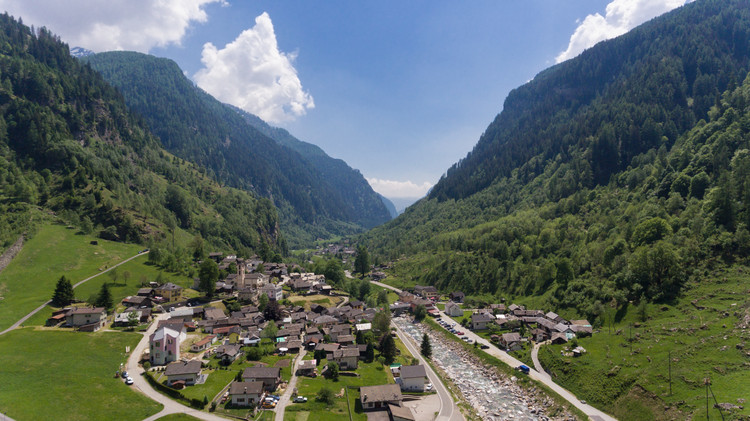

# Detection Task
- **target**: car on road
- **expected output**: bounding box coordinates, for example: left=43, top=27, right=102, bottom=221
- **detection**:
left=120, top=371, right=129, bottom=379
left=518, top=364, right=530, bottom=374
left=125, top=377, right=134, bottom=385
left=293, top=396, right=308, bottom=403
left=425, top=383, right=433, bottom=391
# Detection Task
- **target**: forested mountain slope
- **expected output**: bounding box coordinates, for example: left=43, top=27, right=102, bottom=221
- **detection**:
left=0, top=14, right=281, bottom=256
left=237, top=108, right=392, bottom=228
left=84, top=52, right=390, bottom=246
left=363, top=0, right=750, bottom=318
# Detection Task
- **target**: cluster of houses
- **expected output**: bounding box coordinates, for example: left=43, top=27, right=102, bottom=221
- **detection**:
left=390, top=285, right=593, bottom=352
left=142, top=286, right=430, bottom=414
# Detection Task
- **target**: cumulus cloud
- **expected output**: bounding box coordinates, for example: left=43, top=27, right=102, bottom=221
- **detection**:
left=0, top=0, right=224, bottom=53
left=556, top=0, right=689, bottom=63
left=367, top=178, right=433, bottom=199
left=194, top=12, right=314, bottom=123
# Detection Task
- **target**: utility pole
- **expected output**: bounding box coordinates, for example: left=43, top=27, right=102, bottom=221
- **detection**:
left=705, top=376, right=710, bottom=420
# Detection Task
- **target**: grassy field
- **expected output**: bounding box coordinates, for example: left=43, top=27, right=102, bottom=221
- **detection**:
left=0, top=223, right=140, bottom=330
left=537, top=265, right=750, bottom=421
left=0, top=328, right=162, bottom=420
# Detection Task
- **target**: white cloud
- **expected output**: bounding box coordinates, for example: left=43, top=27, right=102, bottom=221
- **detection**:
left=367, top=178, right=433, bottom=199
left=0, top=0, right=225, bottom=53
left=556, top=0, right=689, bottom=63
left=194, top=12, right=314, bottom=124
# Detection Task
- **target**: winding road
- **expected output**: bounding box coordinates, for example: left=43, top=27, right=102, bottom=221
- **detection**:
left=370, top=279, right=617, bottom=421
left=0, top=250, right=150, bottom=336
left=130, top=313, right=230, bottom=421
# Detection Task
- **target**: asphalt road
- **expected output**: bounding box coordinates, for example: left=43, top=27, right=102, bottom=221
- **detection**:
left=369, top=280, right=617, bottom=421
left=392, top=318, right=465, bottom=421
left=127, top=313, right=230, bottom=421
left=275, top=348, right=307, bottom=421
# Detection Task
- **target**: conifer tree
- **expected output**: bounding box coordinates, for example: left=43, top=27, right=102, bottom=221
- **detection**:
left=51, top=275, right=74, bottom=307
left=421, top=333, right=432, bottom=359
left=95, top=282, right=112, bottom=309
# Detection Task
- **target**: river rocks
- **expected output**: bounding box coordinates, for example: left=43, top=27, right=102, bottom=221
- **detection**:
left=395, top=317, right=575, bottom=421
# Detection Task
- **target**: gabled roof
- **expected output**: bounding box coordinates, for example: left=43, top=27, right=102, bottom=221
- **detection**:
left=150, top=326, right=180, bottom=342
left=229, top=381, right=264, bottom=395
left=332, top=348, right=360, bottom=359
left=400, top=365, right=427, bottom=379
left=360, top=384, right=402, bottom=404
left=165, top=360, right=201, bottom=376
left=242, top=366, right=281, bottom=379
left=502, top=332, right=522, bottom=343
left=68, top=307, right=105, bottom=315
left=471, top=312, right=495, bottom=323
left=156, top=282, right=183, bottom=291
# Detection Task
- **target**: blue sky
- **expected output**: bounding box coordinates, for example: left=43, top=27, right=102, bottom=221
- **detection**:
left=1, top=0, right=688, bottom=204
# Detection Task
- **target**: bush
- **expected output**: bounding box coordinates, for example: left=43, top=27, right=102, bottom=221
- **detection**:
left=317, top=387, right=335, bottom=406
left=143, top=361, right=151, bottom=370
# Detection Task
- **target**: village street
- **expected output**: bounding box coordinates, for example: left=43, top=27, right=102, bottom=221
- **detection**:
left=127, top=312, right=230, bottom=421
left=274, top=348, right=307, bottom=421
left=369, top=280, right=617, bottom=421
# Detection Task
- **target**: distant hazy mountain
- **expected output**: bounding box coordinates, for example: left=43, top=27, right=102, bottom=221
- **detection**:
left=84, top=51, right=391, bottom=246
left=237, top=109, right=393, bottom=227
left=69, top=46, right=94, bottom=57
left=376, top=194, right=398, bottom=218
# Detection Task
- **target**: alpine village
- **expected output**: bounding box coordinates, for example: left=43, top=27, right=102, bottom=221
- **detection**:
left=1, top=1, right=750, bottom=421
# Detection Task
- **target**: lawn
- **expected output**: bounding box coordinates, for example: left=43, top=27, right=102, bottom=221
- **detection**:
left=155, top=351, right=294, bottom=413
left=0, top=223, right=140, bottom=330
left=0, top=328, right=162, bottom=420
left=73, top=254, right=194, bottom=314
left=286, top=359, right=391, bottom=421
left=537, top=265, right=750, bottom=421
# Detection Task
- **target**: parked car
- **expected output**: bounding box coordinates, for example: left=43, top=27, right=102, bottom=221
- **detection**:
left=456, top=331, right=464, bottom=335
left=293, top=396, right=308, bottom=403
left=480, top=344, right=490, bottom=349
left=425, top=383, right=433, bottom=391
left=120, top=371, right=129, bottom=379
left=125, top=377, right=134, bottom=385
left=518, top=365, right=530, bottom=374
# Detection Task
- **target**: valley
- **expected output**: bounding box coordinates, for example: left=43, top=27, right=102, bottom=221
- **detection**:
left=1, top=1, right=750, bottom=420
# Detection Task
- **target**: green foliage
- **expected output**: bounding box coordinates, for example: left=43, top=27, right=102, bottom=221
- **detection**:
left=316, top=387, right=335, bottom=406
left=51, top=275, right=74, bottom=307
left=326, top=361, right=339, bottom=380
left=0, top=14, right=282, bottom=256
left=262, top=320, right=278, bottom=339
left=94, top=282, right=113, bottom=309
left=413, top=304, right=427, bottom=322
left=378, top=333, right=397, bottom=365
left=198, top=259, right=218, bottom=298
left=258, top=292, right=269, bottom=310
left=84, top=51, right=391, bottom=247
left=420, top=333, right=432, bottom=359
left=361, top=0, right=750, bottom=323
left=372, top=310, right=391, bottom=335
left=354, top=245, right=370, bottom=277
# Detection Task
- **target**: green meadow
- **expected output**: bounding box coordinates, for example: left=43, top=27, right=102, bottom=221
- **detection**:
left=0, top=223, right=140, bottom=330
left=0, top=328, right=162, bottom=420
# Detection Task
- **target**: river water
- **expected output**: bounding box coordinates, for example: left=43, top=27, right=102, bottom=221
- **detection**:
left=394, top=316, right=541, bottom=421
